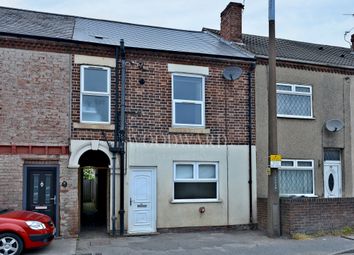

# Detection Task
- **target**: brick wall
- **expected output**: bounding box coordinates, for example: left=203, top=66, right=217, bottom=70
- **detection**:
left=257, top=198, right=267, bottom=231
left=59, top=157, right=79, bottom=237
left=0, top=42, right=79, bottom=237
left=257, top=197, right=354, bottom=236
left=71, top=49, right=256, bottom=145
left=0, top=155, right=23, bottom=209
left=0, top=47, right=70, bottom=145
left=0, top=36, right=256, bottom=146
left=280, top=197, right=354, bottom=235
left=0, top=155, right=78, bottom=237
left=220, top=2, right=243, bottom=42
left=0, top=37, right=255, bottom=147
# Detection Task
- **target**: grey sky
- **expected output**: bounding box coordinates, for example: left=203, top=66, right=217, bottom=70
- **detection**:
left=0, top=0, right=353, bottom=48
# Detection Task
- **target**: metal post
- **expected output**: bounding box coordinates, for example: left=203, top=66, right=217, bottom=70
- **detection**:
left=248, top=64, right=255, bottom=226
left=267, top=0, right=280, bottom=237
left=111, top=153, right=117, bottom=235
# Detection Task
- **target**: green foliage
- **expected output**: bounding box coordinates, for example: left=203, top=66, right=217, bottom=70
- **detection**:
left=83, top=167, right=96, bottom=180
left=291, top=233, right=312, bottom=240
left=291, top=226, right=354, bottom=240
left=342, top=226, right=354, bottom=236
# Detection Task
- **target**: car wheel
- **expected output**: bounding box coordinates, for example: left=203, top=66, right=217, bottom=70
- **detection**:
left=0, top=233, right=23, bottom=255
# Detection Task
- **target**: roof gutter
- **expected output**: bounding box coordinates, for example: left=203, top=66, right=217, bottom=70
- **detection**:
left=0, top=31, right=109, bottom=47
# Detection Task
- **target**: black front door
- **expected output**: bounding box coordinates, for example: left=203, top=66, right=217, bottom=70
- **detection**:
left=26, top=166, right=57, bottom=223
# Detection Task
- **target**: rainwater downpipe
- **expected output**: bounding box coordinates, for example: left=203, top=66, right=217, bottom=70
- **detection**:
left=110, top=46, right=119, bottom=236
left=118, top=39, right=126, bottom=236
left=248, top=63, right=255, bottom=225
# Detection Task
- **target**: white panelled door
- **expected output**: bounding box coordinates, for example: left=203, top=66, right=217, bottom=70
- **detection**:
left=128, top=168, right=156, bottom=234
left=324, top=161, right=341, bottom=198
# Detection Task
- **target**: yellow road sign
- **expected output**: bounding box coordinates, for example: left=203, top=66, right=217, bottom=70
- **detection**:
left=270, top=154, right=282, bottom=161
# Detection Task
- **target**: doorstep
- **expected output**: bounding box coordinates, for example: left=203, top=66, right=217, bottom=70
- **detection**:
left=124, top=232, right=160, bottom=237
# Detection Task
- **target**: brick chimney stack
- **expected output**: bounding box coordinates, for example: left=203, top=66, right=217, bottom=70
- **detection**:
left=220, top=2, right=244, bottom=42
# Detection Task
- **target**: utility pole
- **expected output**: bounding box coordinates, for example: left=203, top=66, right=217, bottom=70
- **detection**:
left=267, top=0, right=280, bottom=237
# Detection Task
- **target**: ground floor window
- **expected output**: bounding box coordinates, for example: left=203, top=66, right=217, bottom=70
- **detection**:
left=173, top=162, right=218, bottom=201
left=279, top=159, right=314, bottom=196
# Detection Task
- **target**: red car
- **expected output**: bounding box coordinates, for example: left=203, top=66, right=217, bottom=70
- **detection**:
left=0, top=210, right=55, bottom=255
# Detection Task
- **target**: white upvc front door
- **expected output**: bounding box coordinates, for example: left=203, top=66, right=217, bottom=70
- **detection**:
left=324, top=161, right=341, bottom=198
left=128, top=168, right=156, bottom=234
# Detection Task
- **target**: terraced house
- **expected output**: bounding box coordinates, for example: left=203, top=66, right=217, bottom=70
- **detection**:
left=0, top=5, right=257, bottom=237
left=1, top=2, right=354, bottom=238
left=205, top=2, right=354, bottom=235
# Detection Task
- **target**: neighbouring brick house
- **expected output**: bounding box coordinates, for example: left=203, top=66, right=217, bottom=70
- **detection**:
left=206, top=2, right=354, bottom=235
left=0, top=6, right=257, bottom=237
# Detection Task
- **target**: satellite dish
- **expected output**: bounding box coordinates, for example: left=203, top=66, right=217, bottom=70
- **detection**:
left=325, top=119, right=344, bottom=132
left=223, top=66, right=243, bottom=81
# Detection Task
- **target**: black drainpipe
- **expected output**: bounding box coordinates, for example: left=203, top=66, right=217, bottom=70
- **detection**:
left=248, top=63, right=255, bottom=225
left=118, top=39, right=126, bottom=236
left=109, top=46, right=120, bottom=236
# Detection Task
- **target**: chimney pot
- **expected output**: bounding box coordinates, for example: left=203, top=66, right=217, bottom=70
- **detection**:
left=351, top=34, right=354, bottom=51
left=220, top=2, right=244, bottom=42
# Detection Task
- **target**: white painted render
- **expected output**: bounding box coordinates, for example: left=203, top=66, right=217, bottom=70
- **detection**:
left=125, top=142, right=257, bottom=229
left=69, top=140, right=256, bottom=231
left=256, top=65, right=354, bottom=198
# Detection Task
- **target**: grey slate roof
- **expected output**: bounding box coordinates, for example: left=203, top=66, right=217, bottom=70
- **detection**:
left=203, top=28, right=354, bottom=69
left=73, top=18, right=254, bottom=58
left=0, top=7, right=254, bottom=59
left=0, top=7, right=75, bottom=40
left=1, top=6, right=352, bottom=68
left=242, top=34, right=354, bottom=68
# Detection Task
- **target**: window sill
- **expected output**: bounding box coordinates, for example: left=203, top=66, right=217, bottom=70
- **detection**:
left=73, top=122, right=114, bottom=130
left=169, top=127, right=210, bottom=134
left=277, top=115, right=315, bottom=120
left=170, top=199, right=222, bottom=204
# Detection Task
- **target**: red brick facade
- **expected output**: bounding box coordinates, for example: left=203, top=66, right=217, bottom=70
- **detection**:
left=257, top=198, right=267, bottom=231
left=71, top=49, right=256, bottom=145
left=280, top=198, right=354, bottom=236
left=0, top=47, right=70, bottom=145
left=257, top=198, right=354, bottom=236
left=0, top=36, right=256, bottom=145
left=220, top=2, right=244, bottom=42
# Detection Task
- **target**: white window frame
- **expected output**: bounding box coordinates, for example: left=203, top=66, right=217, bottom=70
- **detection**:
left=173, top=162, right=218, bottom=202
left=276, top=83, right=313, bottom=119
left=80, top=65, right=111, bottom=124
left=279, top=159, right=315, bottom=197
left=172, top=73, right=205, bottom=127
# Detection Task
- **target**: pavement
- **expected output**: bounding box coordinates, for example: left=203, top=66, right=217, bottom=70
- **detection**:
left=23, top=237, right=77, bottom=255
left=23, top=230, right=354, bottom=255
